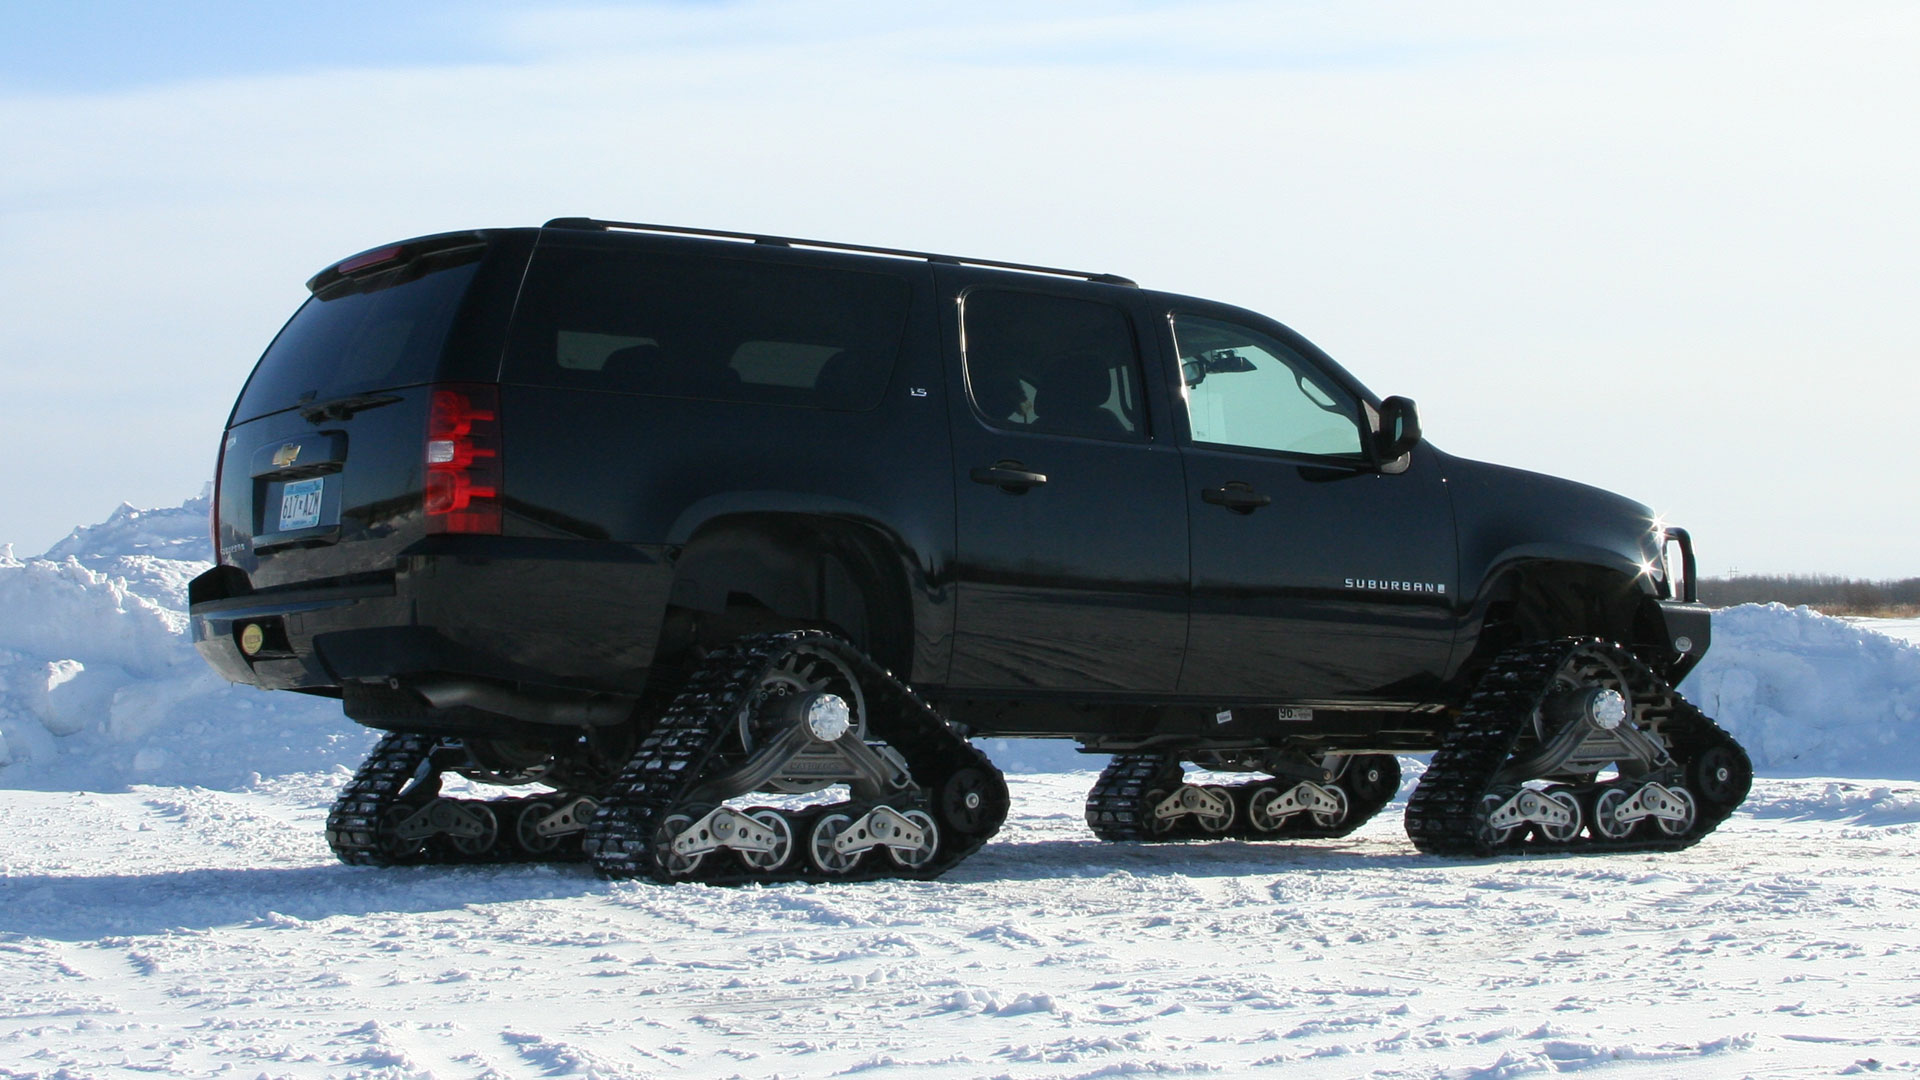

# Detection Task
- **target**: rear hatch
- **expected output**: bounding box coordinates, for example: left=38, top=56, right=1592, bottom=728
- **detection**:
left=213, top=230, right=532, bottom=589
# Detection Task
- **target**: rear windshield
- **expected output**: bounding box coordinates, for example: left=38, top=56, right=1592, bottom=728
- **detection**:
left=233, top=248, right=484, bottom=423
left=504, top=244, right=912, bottom=411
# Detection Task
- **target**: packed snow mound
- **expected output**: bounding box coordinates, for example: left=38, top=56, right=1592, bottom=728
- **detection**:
left=1681, top=603, right=1920, bottom=780
left=0, top=496, right=366, bottom=790
left=42, top=490, right=214, bottom=564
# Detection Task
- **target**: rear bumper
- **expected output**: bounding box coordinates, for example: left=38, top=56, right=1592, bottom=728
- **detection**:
left=192, top=578, right=408, bottom=690
left=190, top=538, right=674, bottom=703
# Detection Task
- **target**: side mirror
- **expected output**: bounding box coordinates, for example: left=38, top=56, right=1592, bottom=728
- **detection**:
left=1375, top=395, right=1421, bottom=462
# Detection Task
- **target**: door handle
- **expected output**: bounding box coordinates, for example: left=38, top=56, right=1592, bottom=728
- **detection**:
left=1202, top=482, right=1272, bottom=513
left=970, top=461, right=1048, bottom=493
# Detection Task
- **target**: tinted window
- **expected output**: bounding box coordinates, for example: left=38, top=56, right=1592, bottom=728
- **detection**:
left=235, top=250, right=483, bottom=423
left=1171, top=313, right=1365, bottom=458
left=504, top=246, right=912, bottom=411
left=962, top=289, right=1145, bottom=442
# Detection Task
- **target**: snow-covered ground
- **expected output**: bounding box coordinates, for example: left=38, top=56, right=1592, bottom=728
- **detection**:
left=3, top=497, right=1920, bottom=1078
left=1847, top=617, right=1920, bottom=649
left=3, top=773, right=1917, bottom=1079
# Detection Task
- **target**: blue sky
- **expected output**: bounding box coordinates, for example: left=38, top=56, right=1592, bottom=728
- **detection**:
left=2, top=2, right=1917, bottom=575
left=0, top=1, right=571, bottom=92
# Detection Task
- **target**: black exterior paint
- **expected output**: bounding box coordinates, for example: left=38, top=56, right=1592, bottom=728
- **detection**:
left=190, top=222, right=1705, bottom=754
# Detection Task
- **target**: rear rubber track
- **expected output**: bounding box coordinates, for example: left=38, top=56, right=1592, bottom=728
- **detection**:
left=1086, top=752, right=1401, bottom=843
left=582, top=631, right=1009, bottom=885
left=326, top=732, right=595, bottom=866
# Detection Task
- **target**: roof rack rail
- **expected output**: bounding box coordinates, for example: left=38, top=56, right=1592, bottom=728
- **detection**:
left=542, top=217, right=1138, bottom=288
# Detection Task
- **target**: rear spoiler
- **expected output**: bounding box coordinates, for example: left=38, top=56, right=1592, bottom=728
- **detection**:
left=305, top=230, right=492, bottom=296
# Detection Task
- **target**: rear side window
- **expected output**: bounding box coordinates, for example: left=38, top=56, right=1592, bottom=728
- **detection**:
left=234, top=249, right=483, bottom=423
left=961, top=288, right=1146, bottom=442
left=504, top=245, right=912, bottom=411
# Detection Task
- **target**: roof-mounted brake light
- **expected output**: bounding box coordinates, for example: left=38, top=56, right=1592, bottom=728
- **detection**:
left=334, top=245, right=405, bottom=276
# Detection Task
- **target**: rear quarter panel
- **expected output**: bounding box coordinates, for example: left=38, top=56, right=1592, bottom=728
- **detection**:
left=496, top=255, right=957, bottom=683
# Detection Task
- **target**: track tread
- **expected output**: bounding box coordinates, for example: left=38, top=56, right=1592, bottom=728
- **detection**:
left=1085, top=752, right=1401, bottom=843
left=582, top=631, right=1009, bottom=885
left=326, top=732, right=593, bottom=866
left=1404, top=637, right=1750, bottom=857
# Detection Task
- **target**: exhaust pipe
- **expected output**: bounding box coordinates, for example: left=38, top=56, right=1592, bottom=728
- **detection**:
left=410, top=677, right=635, bottom=727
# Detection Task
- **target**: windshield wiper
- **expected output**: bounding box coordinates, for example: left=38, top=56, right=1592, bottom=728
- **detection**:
left=299, top=392, right=404, bottom=423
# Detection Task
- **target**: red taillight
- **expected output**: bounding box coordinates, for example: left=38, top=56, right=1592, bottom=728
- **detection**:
left=424, top=383, right=502, bottom=534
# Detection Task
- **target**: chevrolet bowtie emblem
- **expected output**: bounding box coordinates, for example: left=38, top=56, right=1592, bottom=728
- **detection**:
left=273, top=444, right=301, bottom=468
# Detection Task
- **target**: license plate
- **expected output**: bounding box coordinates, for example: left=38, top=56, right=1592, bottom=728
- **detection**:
left=1275, top=707, right=1314, bottom=722
left=278, top=478, right=324, bottom=531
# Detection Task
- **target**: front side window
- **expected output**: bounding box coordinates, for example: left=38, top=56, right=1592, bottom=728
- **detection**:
left=1171, top=313, right=1365, bottom=458
left=961, top=288, right=1145, bottom=442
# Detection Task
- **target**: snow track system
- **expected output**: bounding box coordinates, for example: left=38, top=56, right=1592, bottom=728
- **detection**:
left=326, top=734, right=603, bottom=866
left=328, top=632, right=1010, bottom=884
left=327, top=633, right=1748, bottom=881
left=1405, top=638, right=1751, bottom=856
left=1085, top=752, right=1403, bottom=843
left=579, top=632, right=1009, bottom=885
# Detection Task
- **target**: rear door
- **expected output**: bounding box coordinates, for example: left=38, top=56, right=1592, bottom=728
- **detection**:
left=1167, top=306, right=1458, bottom=703
left=940, top=273, right=1189, bottom=693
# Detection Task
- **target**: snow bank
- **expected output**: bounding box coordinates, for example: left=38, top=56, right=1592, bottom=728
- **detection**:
left=3, top=497, right=1917, bottom=791
left=0, top=496, right=367, bottom=790
left=1681, top=603, right=1920, bottom=780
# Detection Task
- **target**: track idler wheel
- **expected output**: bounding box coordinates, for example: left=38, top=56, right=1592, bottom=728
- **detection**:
left=939, top=766, right=1009, bottom=837
left=1342, top=755, right=1401, bottom=807
left=1689, top=743, right=1752, bottom=810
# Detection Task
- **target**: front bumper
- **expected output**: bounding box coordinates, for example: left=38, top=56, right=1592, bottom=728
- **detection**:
left=1645, top=599, right=1711, bottom=683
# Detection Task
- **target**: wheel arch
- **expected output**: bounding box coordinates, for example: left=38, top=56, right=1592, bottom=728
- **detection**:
left=1460, top=550, right=1658, bottom=679
left=657, top=510, right=924, bottom=681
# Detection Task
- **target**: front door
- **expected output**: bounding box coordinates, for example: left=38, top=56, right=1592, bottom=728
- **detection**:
left=942, top=279, right=1189, bottom=694
left=1169, top=309, right=1458, bottom=703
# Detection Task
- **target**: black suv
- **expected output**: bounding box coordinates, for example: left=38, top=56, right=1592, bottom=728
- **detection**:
left=190, top=219, right=1750, bottom=883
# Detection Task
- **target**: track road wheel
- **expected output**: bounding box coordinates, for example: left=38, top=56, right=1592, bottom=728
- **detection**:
left=1144, top=789, right=1177, bottom=836
left=737, top=810, right=794, bottom=872
left=1536, top=788, right=1584, bottom=844
left=1655, top=787, right=1698, bottom=837
left=515, top=801, right=562, bottom=855
left=1194, top=786, right=1236, bottom=834
left=449, top=802, right=500, bottom=857
left=379, top=804, right=429, bottom=862
left=1590, top=787, right=1636, bottom=841
left=1309, top=785, right=1350, bottom=830
left=1473, top=787, right=1523, bottom=850
left=809, top=812, right=862, bottom=875
left=888, top=810, right=940, bottom=870
left=655, top=811, right=706, bottom=878
left=1246, top=785, right=1288, bottom=833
